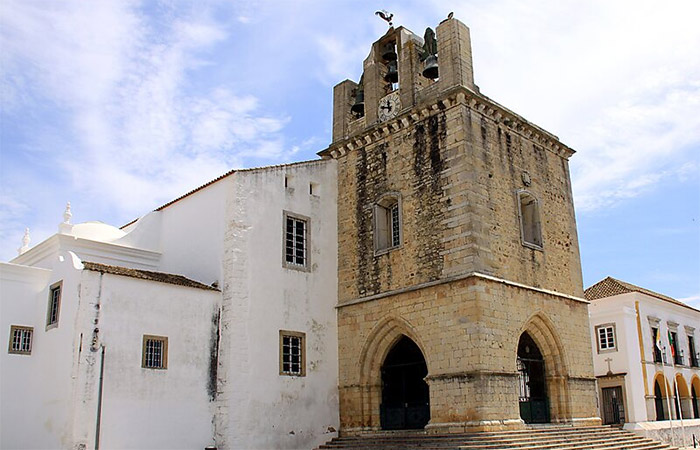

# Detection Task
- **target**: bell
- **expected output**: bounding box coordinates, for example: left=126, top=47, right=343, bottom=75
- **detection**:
left=381, top=42, right=397, bottom=61
left=384, top=61, right=399, bottom=83
left=422, top=54, right=439, bottom=79
left=351, top=89, right=365, bottom=116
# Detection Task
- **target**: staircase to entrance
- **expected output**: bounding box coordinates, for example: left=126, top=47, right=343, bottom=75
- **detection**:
left=315, top=426, right=680, bottom=449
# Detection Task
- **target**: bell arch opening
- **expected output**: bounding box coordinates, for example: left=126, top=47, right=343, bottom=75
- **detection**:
left=517, top=331, right=550, bottom=423
left=379, top=335, right=430, bottom=430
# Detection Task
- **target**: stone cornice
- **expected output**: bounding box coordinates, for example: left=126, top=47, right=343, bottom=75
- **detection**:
left=0, top=262, right=52, bottom=284
left=11, top=234, right=161, bottom=270
left=319, top=85, right=576, bottom=161
left=337, top=271, right=588, bottom=309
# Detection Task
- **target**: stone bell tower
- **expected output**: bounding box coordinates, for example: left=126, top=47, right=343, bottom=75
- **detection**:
left=320, top=16, right=599, bottom=434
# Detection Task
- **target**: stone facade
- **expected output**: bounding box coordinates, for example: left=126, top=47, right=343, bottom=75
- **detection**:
left=321, top=17, right=599, bottom=433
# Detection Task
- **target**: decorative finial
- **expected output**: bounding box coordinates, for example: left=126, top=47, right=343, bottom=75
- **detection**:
left=59, top=201, right=74, bottom=234
left=447, top=12, right=454, bottom=20
left=63, top=201, right=72, bottom=224
left=18, top=228, right=30, bottom=255
left=375, top=10, right=393, bottom=27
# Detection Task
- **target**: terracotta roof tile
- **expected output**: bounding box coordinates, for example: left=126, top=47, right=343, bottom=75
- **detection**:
left=82, top=262, right=219, bottom=292
left=585, top=276, right=698, bottom=312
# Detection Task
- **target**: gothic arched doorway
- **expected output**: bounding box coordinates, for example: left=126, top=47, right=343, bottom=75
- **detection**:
left=380, top=335, right=430, bottom=430
left=517, top=332, right=550, bottom=423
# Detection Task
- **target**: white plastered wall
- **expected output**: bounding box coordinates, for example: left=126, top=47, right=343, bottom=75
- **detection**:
left=1, top=253, right=83, bottom=449
left=151, top=177, right=232, bottom=286
left=217, top=160, right=340, bottom=450
left=75, top=270, right=221, bottom=450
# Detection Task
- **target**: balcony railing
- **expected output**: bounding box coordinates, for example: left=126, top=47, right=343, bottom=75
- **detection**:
left=653, top=347, right=663, bottom=364
left=691, top=352, right=700, bottom=368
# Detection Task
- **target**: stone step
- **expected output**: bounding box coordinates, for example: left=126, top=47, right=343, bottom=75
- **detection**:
left=331, top=426, right=610, bottom=443
left=314, top=426, right=677, bottom=450
left=327, top=429, right=627, bottom=446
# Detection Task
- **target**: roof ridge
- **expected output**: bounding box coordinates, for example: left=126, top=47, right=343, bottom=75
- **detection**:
left=121, top=158, right=328, bottom=228
left=606, top=276, right=632, bottom=293
left=82, top=261, right=219, bottom=292
left=585, top=275, right=699, bottom=313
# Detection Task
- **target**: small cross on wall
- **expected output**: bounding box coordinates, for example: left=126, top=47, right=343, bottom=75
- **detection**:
left=605, top=357, right=613, bottom=375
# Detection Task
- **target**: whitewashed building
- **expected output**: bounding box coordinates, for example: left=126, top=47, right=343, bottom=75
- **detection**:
left=1, top=160, right=339, bottom=450
left=586, top=277, right=700, bottom=445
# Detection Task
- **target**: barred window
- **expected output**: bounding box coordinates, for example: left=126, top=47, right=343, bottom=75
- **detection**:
left=374, top=194, right=401, bottom=253
left=279, top=330, right=305, bottom=376
left=46, top=281, right=62, bottom=329
left=283, top=212, right=310, bottom=270
left=142, top=335, right=168, bottom=369
left=8, top=326, right=33, bottom=355
left=596, top=324, right=616, bottom=352
left=390, top=203, right=400, bottom=247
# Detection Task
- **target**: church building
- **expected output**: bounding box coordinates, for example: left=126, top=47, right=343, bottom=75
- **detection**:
left=1, top=17, right=600, bottom=450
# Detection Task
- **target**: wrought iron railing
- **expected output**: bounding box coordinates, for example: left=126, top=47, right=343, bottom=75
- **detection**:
left=653, top=346, right=663, bottom=364
left=691, top=352, right=700, bottom=368
left=674, top=353, right=684, bottom=366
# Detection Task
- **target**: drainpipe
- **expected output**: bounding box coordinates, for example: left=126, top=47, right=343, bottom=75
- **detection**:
left=92, top=272, right=105, bottom=450
left=95, top=345, right=106, bottom=450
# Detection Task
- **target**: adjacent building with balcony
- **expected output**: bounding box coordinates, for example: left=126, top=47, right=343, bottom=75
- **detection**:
left=586, top=277, right=700, bottom=444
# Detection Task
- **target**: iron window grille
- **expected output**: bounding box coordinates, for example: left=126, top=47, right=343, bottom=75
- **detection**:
left=374, top=194, right=402, bottom=253
left=390, top=204, right=400, bottom=247
left=284, top=214, right=308, bottom=269
left=8, top=326, right=33, bottom=355
left=142, top=335, right=168, bottom=369
left=279, top=330, right=305, bottom=376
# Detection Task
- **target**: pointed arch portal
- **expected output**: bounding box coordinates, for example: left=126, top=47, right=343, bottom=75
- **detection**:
left=518, top=331, right=550, bottom=423
left=379, top=335, right=430, bottom=430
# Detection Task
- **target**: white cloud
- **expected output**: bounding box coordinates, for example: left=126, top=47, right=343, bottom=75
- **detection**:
left=315, top=35, right=369, bottom=84
left=419, top=0, right=700, bottom=213
left=0, top=0, right=300, bottom=259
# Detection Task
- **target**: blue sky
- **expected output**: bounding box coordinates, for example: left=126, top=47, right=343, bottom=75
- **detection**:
left=1, top=0, right=698, bottom=306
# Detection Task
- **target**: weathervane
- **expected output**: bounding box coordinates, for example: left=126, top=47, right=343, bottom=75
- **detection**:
left=375, top=10, right=393, bottom=27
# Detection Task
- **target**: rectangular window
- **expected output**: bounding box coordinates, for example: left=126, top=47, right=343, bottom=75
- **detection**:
left=517, top=190, right=543, bottom=249
left=8, top=326, right=33, bottom=355
left=596, top=324, right=616, bottom=352
left=689, top=335, right=698, bottom=367
left=669, top=331, right=682, bottom=365
left=142, top=335, right=168, bottom=369
left=651, top=327, right=663, bottom=363
left=374, top=195, right=401, bottom=253
left=46, top=281, right=62, bottom=329
left=283, top=212, right=309, bottom=270
left=279, top=330, right=305, bottom=376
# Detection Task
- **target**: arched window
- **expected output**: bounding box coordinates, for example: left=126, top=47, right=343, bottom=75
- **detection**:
left=374, top=193, right=401, bottom=253
left=517, top=190, right=543, bottom=249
